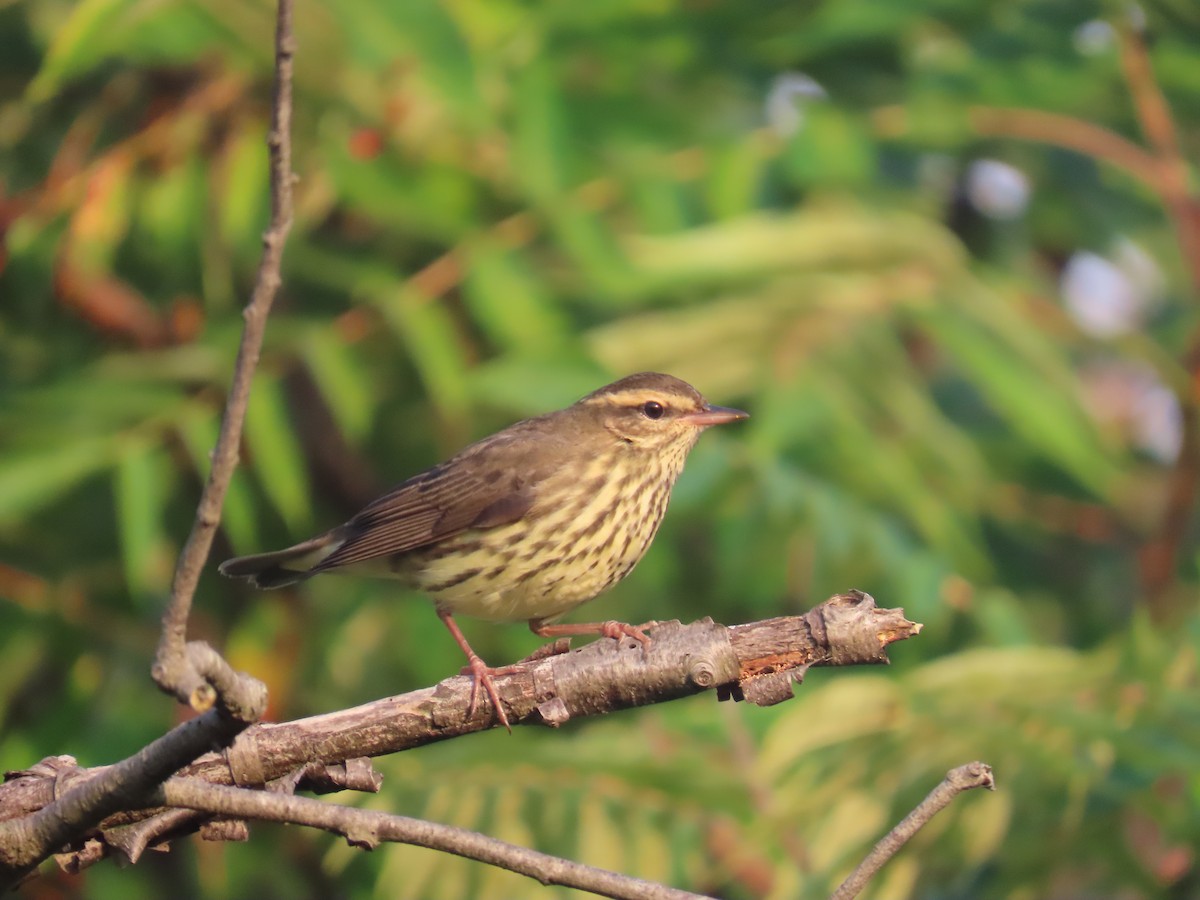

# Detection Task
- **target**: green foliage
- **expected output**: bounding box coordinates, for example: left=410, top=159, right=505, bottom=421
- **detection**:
left=2, top=0, right=1199, bottom=897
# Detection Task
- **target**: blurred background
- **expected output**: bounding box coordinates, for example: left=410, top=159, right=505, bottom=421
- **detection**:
left=3, top=0, right=1199, bottom=897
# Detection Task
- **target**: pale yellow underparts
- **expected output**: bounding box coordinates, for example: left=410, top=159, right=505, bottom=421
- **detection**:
left=346, top=436, right=695, bottom=623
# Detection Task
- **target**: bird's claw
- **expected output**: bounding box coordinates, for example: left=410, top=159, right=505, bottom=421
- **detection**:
left=460, top=656, right=512, bottom=732
left=598, top=619, right=657, bottom=647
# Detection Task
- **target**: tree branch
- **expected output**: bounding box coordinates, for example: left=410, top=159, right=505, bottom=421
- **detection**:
left=0, top=710, right=253, bottom=887
left=830, top=762, right=996, bottom=900
left=168, top=591, right=917, bottom=781
left=0, top=1, right=297, bottom=888
left=867, top=103, right=1164, bottom=193
left=1117, top=24, right=1199, bottom=291
left=1115, top=24, right=1200, bottom=614
left=155, top=778, right=708, bottom=900
left=149, top=0, right=295, bottom=715
left=1, top=594, right=921, bottom=873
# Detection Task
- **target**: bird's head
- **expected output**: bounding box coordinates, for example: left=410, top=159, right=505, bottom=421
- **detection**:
left=574, top=372, right=748, bottom=454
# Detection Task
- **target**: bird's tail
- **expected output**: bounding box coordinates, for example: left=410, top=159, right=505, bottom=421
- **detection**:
left=218, top=532, right=345, bottom=589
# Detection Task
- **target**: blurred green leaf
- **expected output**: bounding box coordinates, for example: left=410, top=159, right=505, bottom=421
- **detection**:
left=301, top=329, right=374, bottom=442
left=704, top=139, right=767, bottom=221
left=513, top=60, right=571, bottom=202
left=549, top=203, right=644, bottom=300
left=462, top=241, right=570, bottom=352
left=466, top=356, right=610, bottom=413
left=626, top=168, right=693, bottom=234
left=0, top=437, right=120, bottom=525
left=373, top=287, right=472, bottom=423
left=620, top=205, right=965, bottom=291
left=217, top=123, right=270, bottom=255
left=177, top=408, right=260, bottom=552
left=331, top=0, right=482, bottom=121
left=114, top=439, right=172, bottom=605
left=245, top=374, right=313, bottom=534
left=919, top=307, right=1119, bottom=497
left=323, top=143, right=479, bottom=241
left=136, top=154, right=205, bottom=272
left=783, top=105, right=876, bottom=188
left=27, top=0, right=127, bottom=101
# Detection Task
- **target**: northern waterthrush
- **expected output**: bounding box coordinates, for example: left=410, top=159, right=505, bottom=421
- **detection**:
left=219, top=372, right=747, bottom=728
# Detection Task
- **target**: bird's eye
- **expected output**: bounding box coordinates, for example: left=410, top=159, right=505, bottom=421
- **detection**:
left=642, top=401, right=665, bottom=420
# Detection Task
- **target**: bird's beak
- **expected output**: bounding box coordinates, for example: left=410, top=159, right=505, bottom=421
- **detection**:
left=682, top=405, right=749, bottom=428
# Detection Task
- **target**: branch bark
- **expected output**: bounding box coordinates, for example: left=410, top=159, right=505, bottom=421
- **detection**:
left=0, top=710, right=252, bottom=887
left=1, top=593, right=920, bottom=882
left=155, top=778, right=708, bottom=900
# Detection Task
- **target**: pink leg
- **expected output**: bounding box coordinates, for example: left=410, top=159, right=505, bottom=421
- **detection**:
left=437, top=609, right=510, bottom=731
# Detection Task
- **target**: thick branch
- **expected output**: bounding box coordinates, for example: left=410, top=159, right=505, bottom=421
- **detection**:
left=177, top=591, right=915, bottom=781
left=2, top=595, right=917, bottom=890
left=831, top=762, right=995, bottom=900
left=0, top=711, right=250, bottom=887
left=1, top=594, right=919, bottom=837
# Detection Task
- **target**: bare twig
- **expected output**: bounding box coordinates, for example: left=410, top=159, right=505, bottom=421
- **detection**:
left=868, top=104, right=1165, bottom=193
left=1117, top=25, right=1200, bottom=290
left=150, top=0, right=294, bottom=714
left=0, top=0, right=296, bottom=887
left=830, top=762, right=995, bottom=900
left=156, top=778, right=709, bottom=900
left=966, top=106, right=1164, bottom=193
left=90, top=759, right=384, bottom=868
left=1113, top=25, right=1200, bottom=613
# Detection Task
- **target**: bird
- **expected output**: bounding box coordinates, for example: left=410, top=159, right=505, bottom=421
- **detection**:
left=218, top=372, right=748, bottom=729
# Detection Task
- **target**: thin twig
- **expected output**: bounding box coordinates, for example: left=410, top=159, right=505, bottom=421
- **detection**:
left=1117, top=24, right=1199, bottom=289
left=830, top=762, right=995, bottom=900
left=0, top=0, right=295, bottom=888
left=156, top=778, right=708, bottom=900
left=1114, top=25, right=1200, bottom=613
left=868, top=104, right=1164, bottom=193
left=966, top=106, right=1165, bottom=193
left=151, top=0, right=296, bottom=712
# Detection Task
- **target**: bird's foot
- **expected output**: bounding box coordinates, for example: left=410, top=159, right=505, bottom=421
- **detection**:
left=596, top=619, right=658, bottom=647
left=459, top=655, right=512, bottom=733
left=530, top=618, right=658, bottom=656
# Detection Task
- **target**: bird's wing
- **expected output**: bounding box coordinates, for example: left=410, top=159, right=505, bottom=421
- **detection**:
left=311, top=424, right=566, bottom=571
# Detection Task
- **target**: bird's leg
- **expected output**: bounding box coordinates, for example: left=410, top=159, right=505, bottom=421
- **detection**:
left=437, top=609, right=511, bottom=732
left=530, top=618, right=659, bottom=649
